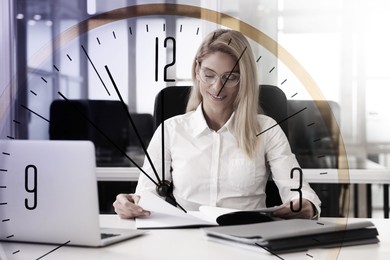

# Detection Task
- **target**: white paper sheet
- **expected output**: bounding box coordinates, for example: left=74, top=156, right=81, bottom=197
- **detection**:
left=135, top=191, right=216, bottom=229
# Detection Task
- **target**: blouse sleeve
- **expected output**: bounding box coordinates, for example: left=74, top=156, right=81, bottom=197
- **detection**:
left=262, top=116, right=322, bottom=216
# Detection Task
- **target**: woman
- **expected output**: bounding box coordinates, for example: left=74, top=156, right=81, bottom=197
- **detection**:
left=114, top=29, right=321, bottom=219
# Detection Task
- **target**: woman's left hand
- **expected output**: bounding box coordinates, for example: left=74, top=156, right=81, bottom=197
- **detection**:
left=272, top=198, right=316, bottom=219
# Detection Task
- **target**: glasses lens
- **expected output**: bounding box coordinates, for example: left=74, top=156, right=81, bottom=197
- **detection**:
left=222, top=73, right=240, bottom=87
left=200, top=70, right=217, bottom=84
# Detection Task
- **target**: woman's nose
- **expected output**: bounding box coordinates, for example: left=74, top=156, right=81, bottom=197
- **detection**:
left=210, top=77, right=224, bottom=94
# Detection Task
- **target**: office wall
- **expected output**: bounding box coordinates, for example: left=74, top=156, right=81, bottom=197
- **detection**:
left=0, top=0, right=14, bottom=139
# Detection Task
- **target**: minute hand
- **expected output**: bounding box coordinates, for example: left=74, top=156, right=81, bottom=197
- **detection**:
left=217, top=46, right=247, bottom=96
left=256, top=107, right=307, bottom=136
left=104, top=65, right=162, bottom=185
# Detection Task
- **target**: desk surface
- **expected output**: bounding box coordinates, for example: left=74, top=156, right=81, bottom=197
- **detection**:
left=1, top=215, right=389, bottom=260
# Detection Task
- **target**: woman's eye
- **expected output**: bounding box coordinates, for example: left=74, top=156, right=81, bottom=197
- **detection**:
left=224, top=74, right=237, bottom=81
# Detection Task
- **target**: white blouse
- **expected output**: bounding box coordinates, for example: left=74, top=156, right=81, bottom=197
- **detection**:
left=136, top=104, right=321, bottom=214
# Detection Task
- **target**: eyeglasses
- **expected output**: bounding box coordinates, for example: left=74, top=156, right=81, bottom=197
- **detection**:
left=198, top=68, right=240, bottom=88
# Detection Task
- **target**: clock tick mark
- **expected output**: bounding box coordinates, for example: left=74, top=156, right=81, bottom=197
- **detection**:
left=96, top=37, right=101, bottom=45
left=2, top=152, right=10, bottom=155
left=313, top=138, right=321, bottom=142
left=256, top=56, right=262, bottom=62
left=320, top=172, right=328, bottom=175
left=30, top=90, right=37, bottom=96
left=0, top=169, right=7, bottom=172
left=306, top=253, right=314, bottom=258
left=6, top=235, right=14, bottom=239
left=163, top=23, right=166, bottom=31
left=41, top=77, right=47, bottom=83
left=317, top=155, right=325, bottom=158
left=66, top=54, right=72, bottom=61
left=53, top=65, right=59, bottom=71
left=227, top=38, right=232, bottom=45
left=196, top=27, right=199, bottom=35
left=112, top=31, right=116, bottom=39
left=129, top=26, right=133, bottom=35
left=281, top=79, right=287, bottom=85
left=316, top=222, right=325, bottom=225
left=0, top=186, right=6, bottom=189
left=146, top=24, right=149, bottom=32
left=13, top=120, right=21, bottom=124
left=307, top=122, right=315, bottom=127
left=291, top=93, right=298, bottom=98
left=12, top=250, right=20, bottom=255
left=6, top=136, right=14, bottom=140
left=269, top=66, right=275, bottom=73
left=179, top=24, right=183, bottom=32
left=2, top=218, right=10, bottom=222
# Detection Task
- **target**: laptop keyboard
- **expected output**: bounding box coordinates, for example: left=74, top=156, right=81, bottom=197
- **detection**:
left=101, top=233, right=120, bottom=240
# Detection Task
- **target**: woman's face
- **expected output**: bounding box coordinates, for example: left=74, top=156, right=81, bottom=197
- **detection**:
left=196, top=51, right=240, bottom=114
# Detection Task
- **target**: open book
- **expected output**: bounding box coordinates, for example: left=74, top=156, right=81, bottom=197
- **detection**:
left=135, top=191, right=283, bottom=229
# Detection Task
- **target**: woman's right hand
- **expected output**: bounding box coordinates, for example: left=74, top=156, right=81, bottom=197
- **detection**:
left=113, top=193, right=151, bottom=219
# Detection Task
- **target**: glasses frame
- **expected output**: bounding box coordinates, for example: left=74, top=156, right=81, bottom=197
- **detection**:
left=198, top=67, right=240, bottom=88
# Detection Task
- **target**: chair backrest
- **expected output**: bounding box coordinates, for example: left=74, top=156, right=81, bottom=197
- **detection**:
left=287, top=100, right=340, bottom=168
left=153, top=85, right=289, bottom=137
left=153, top=85, right=288, bottom=207
left=49, top=100, right=153, bottom=167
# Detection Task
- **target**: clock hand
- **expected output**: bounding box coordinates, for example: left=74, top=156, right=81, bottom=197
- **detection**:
left=156, top=89, right=173, bottom=197
left=255, top=243, right=285, bottom=260
left=57, top=92, right=159, bottom=187
left=104, top=65, right=163, bottom=186
left=156, top=91, right=184, bottom=212
left=256, top=107, right=307, bottom=136
left=216, top=46, right=247, bottom=97
left=35, top=240, right=71, bottom=260
left=104, top=66, right=186, bottom=212
left=81, top=45, right=110, bottom=96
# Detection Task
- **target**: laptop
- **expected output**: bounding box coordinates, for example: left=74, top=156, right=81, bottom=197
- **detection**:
left=0, top=140, right=145, bottom=247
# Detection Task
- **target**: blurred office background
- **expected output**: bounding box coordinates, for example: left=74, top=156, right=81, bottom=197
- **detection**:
left=1, top=0, right=390, bottom=217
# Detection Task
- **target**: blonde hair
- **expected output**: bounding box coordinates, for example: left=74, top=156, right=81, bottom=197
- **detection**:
left=186, top=29, right=260, bottom=158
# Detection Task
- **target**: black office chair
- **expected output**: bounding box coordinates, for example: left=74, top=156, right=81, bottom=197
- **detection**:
left=49, top=99, right=132, bottom=166
left=288, top=100, right=342, bottom=217
left=153, top=85, right=288, bottom=207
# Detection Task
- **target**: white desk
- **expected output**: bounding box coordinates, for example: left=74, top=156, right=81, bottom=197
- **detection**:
left=1, top=215, right=389, bottom=260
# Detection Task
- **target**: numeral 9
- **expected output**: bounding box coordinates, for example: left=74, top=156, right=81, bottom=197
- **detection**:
left=290, top=167, right=302, bottom=213
left=25, top=165, right=38, bottom=210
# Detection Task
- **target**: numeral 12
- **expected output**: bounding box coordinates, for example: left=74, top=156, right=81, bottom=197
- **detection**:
left=155, top=37, right=176, bottom=82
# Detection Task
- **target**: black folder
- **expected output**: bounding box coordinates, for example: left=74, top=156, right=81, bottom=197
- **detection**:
left=203, top=219, right=379, bottom=253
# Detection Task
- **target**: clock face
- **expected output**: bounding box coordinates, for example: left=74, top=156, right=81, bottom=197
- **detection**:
left=0, top=3, right=349, bottom=259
